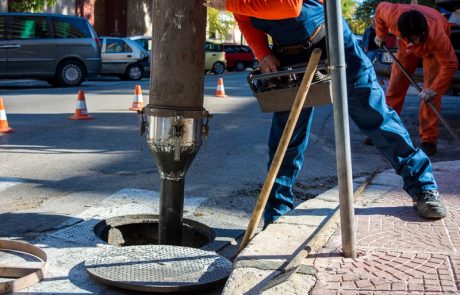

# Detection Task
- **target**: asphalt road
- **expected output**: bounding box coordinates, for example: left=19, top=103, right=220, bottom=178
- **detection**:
left=0, top=72, right=459, bottom=240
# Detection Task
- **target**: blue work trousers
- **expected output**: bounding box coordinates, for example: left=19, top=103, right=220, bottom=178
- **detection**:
left=264, top=21, right=436, bottom=223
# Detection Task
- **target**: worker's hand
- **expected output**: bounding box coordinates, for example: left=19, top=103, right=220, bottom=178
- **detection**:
left=374, top=36, right=386, bottom=48
left=203, top=0, right=226, bottom=10
left=259, top=54, right=280, bottom=73
left=419, top=88, right=437, bottom=103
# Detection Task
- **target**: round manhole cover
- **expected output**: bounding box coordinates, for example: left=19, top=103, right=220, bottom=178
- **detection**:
left=85, top=245, right=232, bottom=292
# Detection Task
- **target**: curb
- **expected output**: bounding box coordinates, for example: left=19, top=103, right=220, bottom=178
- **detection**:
left=222, top=170, right=403, bottom=294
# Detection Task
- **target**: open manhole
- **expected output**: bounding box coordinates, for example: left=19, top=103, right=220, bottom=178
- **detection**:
left=94, top=214, right=215, bottom=248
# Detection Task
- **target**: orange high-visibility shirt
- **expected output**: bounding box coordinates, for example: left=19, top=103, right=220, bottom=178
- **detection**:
left=375, top=2, right=457, bottom=95
left=226, top=0, right=311, bottom=60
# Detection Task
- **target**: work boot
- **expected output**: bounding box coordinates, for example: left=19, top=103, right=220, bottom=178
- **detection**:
left=363, top=136, right=373, bottom=146
left=421, top=142, right=437, bottom=156
left=413, top=190, right=446, bottom=219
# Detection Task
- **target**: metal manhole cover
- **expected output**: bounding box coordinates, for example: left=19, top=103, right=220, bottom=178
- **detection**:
left=85, top=245, right=232, bottom=292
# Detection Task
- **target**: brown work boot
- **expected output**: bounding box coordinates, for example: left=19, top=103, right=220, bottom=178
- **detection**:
left=421, top=142, right=437, bottom=156
left=363, top=136, right=373, bottom=146
left=413, top=190, right=446, bottom=219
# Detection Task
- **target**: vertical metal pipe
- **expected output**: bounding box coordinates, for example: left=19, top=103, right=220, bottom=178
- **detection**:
left=159, top=179, right=185, bottom=245
left=324, top=0, right=356, bottom=258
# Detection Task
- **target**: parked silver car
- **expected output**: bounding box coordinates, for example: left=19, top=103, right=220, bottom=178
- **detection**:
left=0, top=13, right=101, bottom=87
left=99, top=36, right=149, bottom=80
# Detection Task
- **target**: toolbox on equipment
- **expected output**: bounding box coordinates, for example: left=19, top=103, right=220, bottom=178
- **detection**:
left=247, top=62, right=333, bottom=113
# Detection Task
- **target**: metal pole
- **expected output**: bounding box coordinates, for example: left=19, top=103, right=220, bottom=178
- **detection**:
left=146, top=0, right=208, bottom=246
left=324, top=0, right=356, bottom=258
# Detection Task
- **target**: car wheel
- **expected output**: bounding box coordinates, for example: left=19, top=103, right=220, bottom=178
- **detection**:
left=125, top=64, right=143, bottom=80
left=212, top=61, right=225, bottom=75
left=251, top=60, right=259, bottom=69
left=235, top=61, right=246, bottom=71
left=56, top=60, right=85, bottom=87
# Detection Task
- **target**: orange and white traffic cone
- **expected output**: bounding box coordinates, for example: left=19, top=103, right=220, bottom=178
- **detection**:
left=129, top=84, right=144, bottom=111
left=216, top=77, right=226, bottom=97
left=0, top=97, right=14, bottom=133
left=69, top=90, right=94, bottom=120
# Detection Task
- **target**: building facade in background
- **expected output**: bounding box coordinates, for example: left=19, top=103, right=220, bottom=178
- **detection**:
left=0, top=0, right=152, bottom=37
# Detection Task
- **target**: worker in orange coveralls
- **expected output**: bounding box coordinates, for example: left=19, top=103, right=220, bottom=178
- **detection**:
left=374, top=2, right=458, bottom=156
left=204, top=0, right=447, bottom=223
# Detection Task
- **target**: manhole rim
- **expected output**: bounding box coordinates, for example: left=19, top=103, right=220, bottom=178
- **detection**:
left=93, top=214, right=216, bottom=249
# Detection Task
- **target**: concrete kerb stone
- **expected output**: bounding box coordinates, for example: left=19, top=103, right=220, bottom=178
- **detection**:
left=223, top=172, right=402, bottom=294
left=223, top=267, right=316, bottom=295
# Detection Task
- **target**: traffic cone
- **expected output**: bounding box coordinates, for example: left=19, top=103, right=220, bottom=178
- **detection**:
left=69, top=90, right=94, bottom=120
left=0, top=97, right=14, bottom=133
left=129, top=84, right=144, bottom=111
left=216, top=77, right=226, bottom=97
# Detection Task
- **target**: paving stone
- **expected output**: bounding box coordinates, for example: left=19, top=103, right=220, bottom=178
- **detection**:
left=355, top=217, right=454, bottom=253
left=314, top=251, right=457, bottom=293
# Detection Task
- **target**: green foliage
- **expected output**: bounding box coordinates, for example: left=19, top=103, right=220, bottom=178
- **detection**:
left=354, top=0, right=435, bottom=30
left=342, top=0, right=367, bottom=34
left=207, top=8, right=236, bottom=42
left=10, top=0, right=57, bottom=12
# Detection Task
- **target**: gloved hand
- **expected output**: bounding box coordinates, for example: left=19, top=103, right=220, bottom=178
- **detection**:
left=374, top=36, right=386, bottom=48
left=419, top=88, right=437, bottom=103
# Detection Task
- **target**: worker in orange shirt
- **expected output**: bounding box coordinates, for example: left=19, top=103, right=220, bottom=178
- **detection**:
left=204, top=0, right=447, bottom=223
left=374, top=2, right=457, bottom=156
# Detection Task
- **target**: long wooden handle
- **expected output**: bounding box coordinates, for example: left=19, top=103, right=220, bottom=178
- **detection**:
left=239, top=48, right=323, bottom=252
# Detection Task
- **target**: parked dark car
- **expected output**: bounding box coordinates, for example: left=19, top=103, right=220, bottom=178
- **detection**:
left=223, top=44, right=258, bottom=71
left=373, top=1, right=460, bottom=94
left=0, top=13, right=101, bottom=87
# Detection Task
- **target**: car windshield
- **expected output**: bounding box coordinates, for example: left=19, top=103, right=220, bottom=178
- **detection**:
left=133, top=38, right=152, bottom=51
left=130, top=40, right=149, bottom=55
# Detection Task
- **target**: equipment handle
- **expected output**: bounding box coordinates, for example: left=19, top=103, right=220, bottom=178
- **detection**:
left=239, top=48, right=323, bottom=252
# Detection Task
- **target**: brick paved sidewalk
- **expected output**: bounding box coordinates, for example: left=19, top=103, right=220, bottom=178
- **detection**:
left=312, top=161, right=460, bottom=295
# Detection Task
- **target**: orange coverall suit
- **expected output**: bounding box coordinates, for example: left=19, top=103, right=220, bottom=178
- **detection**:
left=375, top=2, right=457, bottom=144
